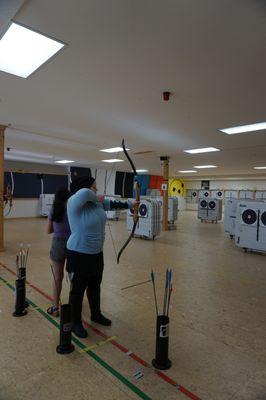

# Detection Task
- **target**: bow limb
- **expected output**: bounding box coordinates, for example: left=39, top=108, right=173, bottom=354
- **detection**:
left=117, top=139, right=140, bottom=264
left=4, top=181, right=13, bottom=217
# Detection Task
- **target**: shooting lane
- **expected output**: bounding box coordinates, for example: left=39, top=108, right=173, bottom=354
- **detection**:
left=1, top=165, right=265, bottom=400
left=0, top=1, right=266, bottom=399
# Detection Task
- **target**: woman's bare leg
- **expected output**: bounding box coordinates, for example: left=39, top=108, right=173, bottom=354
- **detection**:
left=51, top=260, right=65, bottom=308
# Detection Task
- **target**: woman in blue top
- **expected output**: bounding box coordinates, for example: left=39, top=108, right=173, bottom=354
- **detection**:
left=67, top=176, right=133, bottom=338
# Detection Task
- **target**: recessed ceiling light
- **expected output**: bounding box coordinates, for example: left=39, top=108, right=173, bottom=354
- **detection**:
left=184, top=147, right=220, bottom=154
left=136, top=169, right=148, bottom=173
left=194, top=165, right=217, bottom=169
left=254, top=166, right=266, bottom=170
left=219, top=122, right=266, bottom=135
left=178, top=170, right=198, bottom=173
left=55, top=160, right=74, bottom=164
left=101, top=159, right=124, bottom=163
left=0, top=22, right=65, bottom=78
left=100, top=147, right=130, bottom=153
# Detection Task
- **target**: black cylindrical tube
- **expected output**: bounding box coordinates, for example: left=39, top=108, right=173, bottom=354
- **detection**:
left=56, top=304, right=75, bottom=354
left=18, top=267, right=26, bottom=280
left=152, top=315, right=171, bottom=370
left=13, top=279, right=27, bottom=317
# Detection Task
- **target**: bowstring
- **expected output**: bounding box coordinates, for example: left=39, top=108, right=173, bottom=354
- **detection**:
left=104, top=149, right=120, bottom=260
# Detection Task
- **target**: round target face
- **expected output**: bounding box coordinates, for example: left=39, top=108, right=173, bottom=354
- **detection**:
left=242, top=209, right=257, bottom=225
left=217, top=191, right=222, bottom=197
left=209, top=201, right=216, bottom=209
left=192, top=192, right=197, bottom=197
left=169, top=179, right=185, bottom=196
left=129, top=207, right=135, bottom=215
left=204, top=192, right=209, bottom=197
left=200, top=200, right=207, bottom=208
left=139, top=203, right=148, bottom=217
left=261, top=211, right=266, bottom=226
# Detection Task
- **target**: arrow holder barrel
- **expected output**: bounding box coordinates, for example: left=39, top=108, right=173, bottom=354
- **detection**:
left=18, top=267, right=29, bottom=308
left=152, top=315, right=171, bottom=370
left=13, top=278, right=27, bottom=317
left=18, top=267, right=26, bottom=280
left=56, top=304, right=75, bottom=355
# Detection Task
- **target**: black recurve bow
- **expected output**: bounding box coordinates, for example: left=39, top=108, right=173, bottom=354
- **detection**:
left=117, top=139, right=140, bottom=264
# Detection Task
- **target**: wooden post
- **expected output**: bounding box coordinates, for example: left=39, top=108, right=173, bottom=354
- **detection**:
left=0, top=125, right=6, bottom=251
left=161, top=156, right=169, bottom=231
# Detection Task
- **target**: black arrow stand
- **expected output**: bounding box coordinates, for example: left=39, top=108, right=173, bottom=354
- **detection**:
left=152, top=315, right=171, bottom=370
left=56, top=304, right=75, bottom=354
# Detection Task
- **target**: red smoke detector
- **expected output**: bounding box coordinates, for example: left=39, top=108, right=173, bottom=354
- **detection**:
left=163, top=91, right=171, bottom=101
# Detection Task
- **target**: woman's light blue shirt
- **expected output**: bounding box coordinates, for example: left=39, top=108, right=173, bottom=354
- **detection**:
left=67, top=188, right=111, bottom=254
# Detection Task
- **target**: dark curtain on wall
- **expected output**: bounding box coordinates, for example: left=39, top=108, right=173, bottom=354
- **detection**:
left=115, top=171, right=134, bottom=198
left=43, top=175, right=68, bottom=193
left=5, top=172, right=42, bottom=198
left=4, top=172, right=68, bottom=198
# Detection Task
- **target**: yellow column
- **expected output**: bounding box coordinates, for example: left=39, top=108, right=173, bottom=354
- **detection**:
left=161, top=156, right=169, bottom=231
left=0, top=125, right=6, bottom=251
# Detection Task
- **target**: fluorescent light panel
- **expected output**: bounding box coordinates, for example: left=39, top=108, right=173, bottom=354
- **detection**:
left=55, top=160, right=74, bottom=164
left=184, top=147, right=220, bottom=154
left=194, top=165, right=217, bottom=169
left=100, top=147, right=129, bottom=153
left=178, top=170, right=197, bottom=173
left=254, top=166, right=266, bottom=170
left=219, top=122, right=266, bottom=135
left=136, top=169, right=148, bottom=173
left=101, top=159, right=124, bottom=163
left=0, top=22, right=65, bottom=78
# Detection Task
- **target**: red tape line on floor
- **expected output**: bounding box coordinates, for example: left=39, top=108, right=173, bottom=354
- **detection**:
left=0, top=261, right=201, bottom=400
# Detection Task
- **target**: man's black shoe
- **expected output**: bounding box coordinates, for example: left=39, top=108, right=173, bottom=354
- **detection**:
left=72, top=323, right=88, bottom=338
left=91, top=314, right=112, bottom=326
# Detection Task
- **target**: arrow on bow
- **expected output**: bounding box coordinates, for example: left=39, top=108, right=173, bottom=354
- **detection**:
left=117, top=139, right=140, bottom=264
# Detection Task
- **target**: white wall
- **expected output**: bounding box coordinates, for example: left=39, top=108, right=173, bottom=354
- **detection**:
left=185, top=179, right=266, bottom=210
left=5, top=199, right=40, bottom=219
left=186, top=179, right=266, bottom=190
left=91, top=168, right=116, bottom=196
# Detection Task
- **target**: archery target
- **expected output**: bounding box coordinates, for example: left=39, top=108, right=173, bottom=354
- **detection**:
left=209, top=200, right=216, bottom=209
left=169, top=179, right=185, bottom=197
left=138, top=203, right=148, bottom=217
left=200, top=200, right=207, bottom=208
left=261, top=211, right=266, bottom=226
left=241, top=209, right=257, bottom=225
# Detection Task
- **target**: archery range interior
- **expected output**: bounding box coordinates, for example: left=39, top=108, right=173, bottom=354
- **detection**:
left=0, top=1, right=266, bottom=400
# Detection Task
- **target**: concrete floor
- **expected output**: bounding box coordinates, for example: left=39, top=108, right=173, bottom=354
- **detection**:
left=0, top=211, right=265, bottom=400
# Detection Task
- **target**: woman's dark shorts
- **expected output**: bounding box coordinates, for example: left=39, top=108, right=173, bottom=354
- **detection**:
left=50, top=237, right=68, bottom=262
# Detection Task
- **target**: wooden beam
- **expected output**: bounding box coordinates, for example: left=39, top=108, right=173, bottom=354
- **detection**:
left=0, top=125, right=6, bottom=251
left=161, top=156, right=169, bottom=231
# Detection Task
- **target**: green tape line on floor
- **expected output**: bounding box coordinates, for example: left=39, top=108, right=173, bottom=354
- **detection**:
left=0, top=276, right=151, bottom=400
